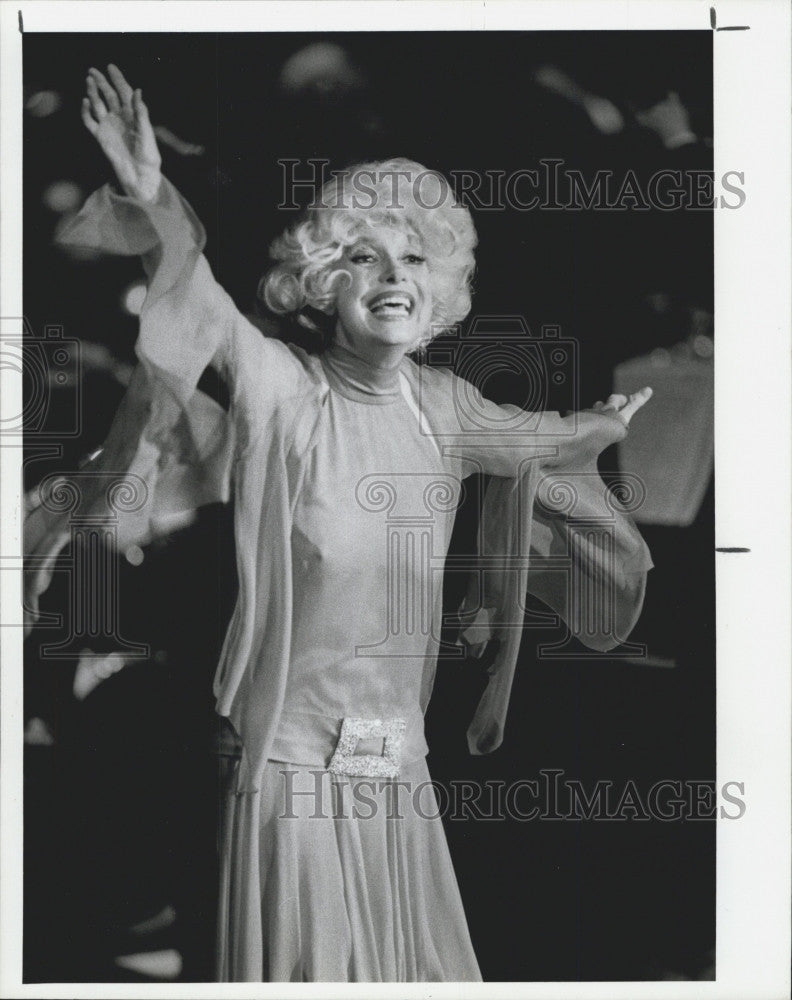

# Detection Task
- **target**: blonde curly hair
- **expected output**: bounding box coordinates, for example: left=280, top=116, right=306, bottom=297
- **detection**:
left=260, top=158, right=478, bottom=350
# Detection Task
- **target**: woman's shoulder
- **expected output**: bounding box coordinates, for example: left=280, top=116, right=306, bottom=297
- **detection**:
left=402, top=354, right=481, bottom=409
left=401, top=354, right=458, bottom=398
left=238, top=312, right=306, bottom=367
left=234, top=311, right=324, bottom=398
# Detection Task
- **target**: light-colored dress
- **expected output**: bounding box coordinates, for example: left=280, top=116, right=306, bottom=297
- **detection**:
left=219, top=344, right=482, bottom=980
left=25, top=177, right=652, bottom=983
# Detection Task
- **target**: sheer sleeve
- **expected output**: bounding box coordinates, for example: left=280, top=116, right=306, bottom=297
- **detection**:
left=24, top=176, right=306, bottom=631
left=420, top=367, right=632, bottom=479
left=56, top=176, right=305, bottom=423
left=409, top=364, right=652, bottom=755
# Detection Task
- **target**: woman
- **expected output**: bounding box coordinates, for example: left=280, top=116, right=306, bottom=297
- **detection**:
left=26, top=65, right=652, bottom=982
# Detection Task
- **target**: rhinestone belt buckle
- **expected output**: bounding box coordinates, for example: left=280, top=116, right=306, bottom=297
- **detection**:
left=327, top=717, right=407, bottom=779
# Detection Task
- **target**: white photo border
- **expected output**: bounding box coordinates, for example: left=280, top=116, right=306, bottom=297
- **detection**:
left=1, top=2, right=790, bottom=998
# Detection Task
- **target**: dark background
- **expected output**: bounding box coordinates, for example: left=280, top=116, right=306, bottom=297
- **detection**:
left=23, top=31, right=714, bottom=983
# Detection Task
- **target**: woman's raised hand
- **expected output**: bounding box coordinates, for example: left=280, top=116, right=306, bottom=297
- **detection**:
left=591, top=387, right=653, bottom=427
left=81, top=65, right=162, bottom=203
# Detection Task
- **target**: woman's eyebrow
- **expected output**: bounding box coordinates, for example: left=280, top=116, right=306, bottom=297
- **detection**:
left=346, top=233, right=422, bottom=254
left=347, top=239, right=376, bottom=251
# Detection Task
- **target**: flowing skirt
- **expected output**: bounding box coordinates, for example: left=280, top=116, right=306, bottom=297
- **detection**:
left=216, top=757, right=482, bottom=982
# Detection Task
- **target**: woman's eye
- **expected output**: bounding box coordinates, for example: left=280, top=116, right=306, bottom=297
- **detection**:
left=349, top=252, right=375, bottom=264
left=405, top=253, right=426, bottom=265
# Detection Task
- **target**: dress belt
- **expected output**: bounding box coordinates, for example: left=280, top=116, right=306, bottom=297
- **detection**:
left=269, top=708, right=428, bottom=777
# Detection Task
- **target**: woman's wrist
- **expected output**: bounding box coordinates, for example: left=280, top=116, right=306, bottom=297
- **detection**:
left=124, top=172, right=162, bottom=204
left=110, top=171, right=162, bottom=204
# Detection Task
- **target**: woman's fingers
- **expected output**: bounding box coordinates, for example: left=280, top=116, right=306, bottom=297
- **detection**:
left=132, top=88, right=150, bottom=126
left=591, top=387, right=653, bottom=425
left=617, top=386, right=653, bottom=425
left=601, top=393, right=628, bottom=412
left=107, top=63, right=134, bottom=109
left=80, top=97, right=99, bottom=135
left=132, top=90, right=161, bottom=171
left=88, top=67, right=120, bottom=114
left=85, top=74, right=108, bottom=121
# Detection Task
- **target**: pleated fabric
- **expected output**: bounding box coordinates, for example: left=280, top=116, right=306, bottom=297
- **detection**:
left=217, top=758, right=482, bottom=982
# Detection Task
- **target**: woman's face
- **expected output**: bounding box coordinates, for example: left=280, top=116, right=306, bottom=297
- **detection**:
left=333, top=223, right=433, bottom=358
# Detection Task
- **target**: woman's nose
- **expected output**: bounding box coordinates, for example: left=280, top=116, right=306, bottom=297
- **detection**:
left=381, top=257, right=406, bottom=283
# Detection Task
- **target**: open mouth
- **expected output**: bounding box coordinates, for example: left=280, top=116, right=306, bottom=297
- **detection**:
left=368, top=292, right=414, bottom=318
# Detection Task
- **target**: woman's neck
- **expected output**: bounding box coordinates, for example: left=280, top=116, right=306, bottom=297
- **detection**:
left=332, top=336, right=409, bottom=372
left=322, top=340, right=404, bottom=404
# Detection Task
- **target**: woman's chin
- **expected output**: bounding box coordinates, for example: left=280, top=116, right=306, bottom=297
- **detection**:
left=355, top=325, right=417, bottom=350
left=337, top=318, right=425, bottom=355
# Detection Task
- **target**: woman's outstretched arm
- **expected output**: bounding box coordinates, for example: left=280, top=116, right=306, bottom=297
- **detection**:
left=72, top=65, right=304, bottom=415
left=24, top=66, right=306, bottom=631
left=425, top=359, right=652, bottom=479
